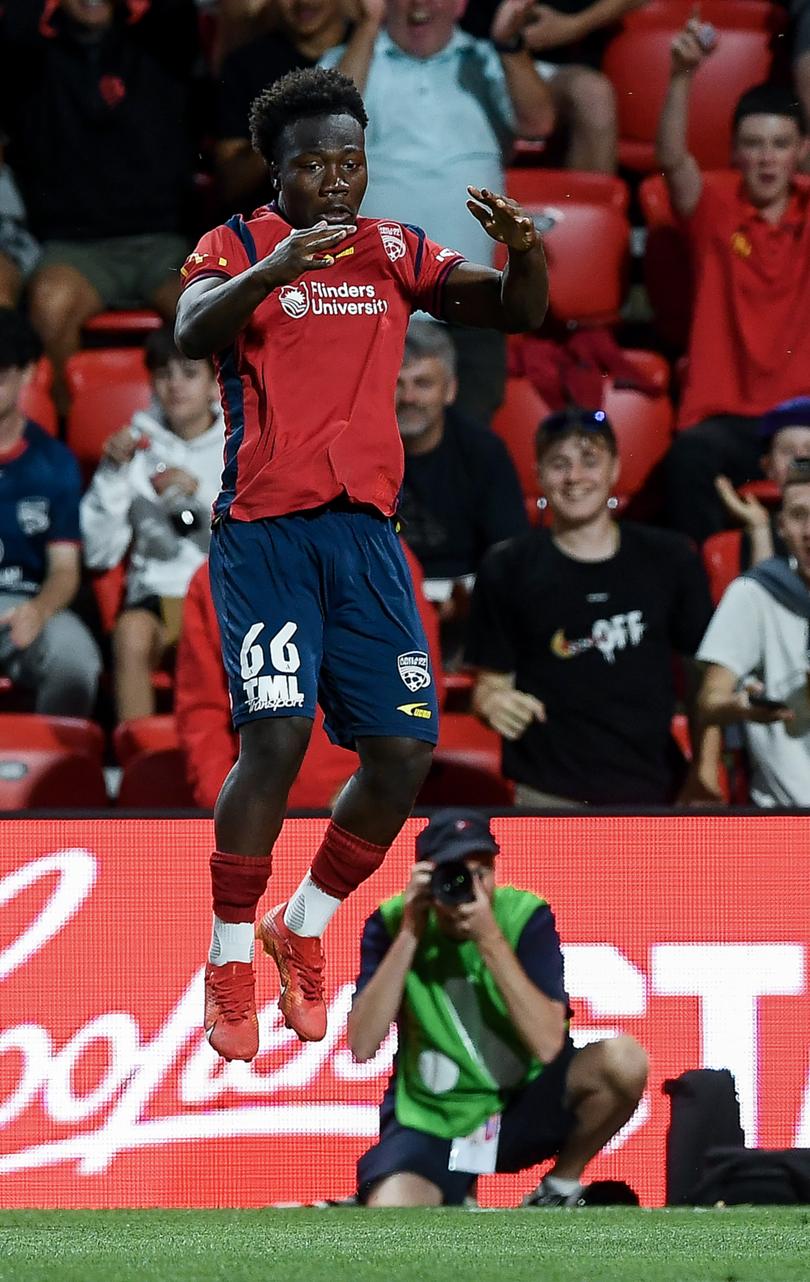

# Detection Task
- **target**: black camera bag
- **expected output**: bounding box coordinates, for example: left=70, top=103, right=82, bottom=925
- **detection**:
left=692, top=1148, right=810, bottom=1205
left=663, top=1068, right=744, bottom=1204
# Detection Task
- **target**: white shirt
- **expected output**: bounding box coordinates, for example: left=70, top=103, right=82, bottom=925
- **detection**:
left=697, top=576, right=810, bottom=807
left=81, top=403, right=224, bottom=602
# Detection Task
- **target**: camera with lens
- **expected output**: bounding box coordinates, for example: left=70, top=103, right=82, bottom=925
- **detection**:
left=430, top=859, right=475, bottom=907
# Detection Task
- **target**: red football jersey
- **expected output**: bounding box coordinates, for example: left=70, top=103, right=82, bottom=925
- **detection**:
left=181, top=207, right=465, bottom=521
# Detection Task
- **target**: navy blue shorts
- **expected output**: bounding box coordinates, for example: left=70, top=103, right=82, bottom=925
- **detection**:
left=209, top=506, right=439, bottom=748
left=357, top=1042, right=578, bottom=1205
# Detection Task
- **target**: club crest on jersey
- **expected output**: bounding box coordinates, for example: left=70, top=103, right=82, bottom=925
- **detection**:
left=278, top=283, right=310, bottom=318
left=379, top=223, right=406, bottom=263
left=16, top=498, right=50, bottom=536
left=397, top=651, right=431, bottom=692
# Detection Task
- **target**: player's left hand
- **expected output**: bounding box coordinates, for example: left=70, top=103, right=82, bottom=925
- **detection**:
left=449, top=874, right=501, bottom=946
left=0, top=599, right=46, bottom=651
left=466, top=187, right=539, bottom=252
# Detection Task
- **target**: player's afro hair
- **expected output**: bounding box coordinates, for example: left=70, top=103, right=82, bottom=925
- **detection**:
left=249, top=67, right=368, bottom=164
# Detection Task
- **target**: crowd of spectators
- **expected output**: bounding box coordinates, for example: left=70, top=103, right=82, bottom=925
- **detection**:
left=1, top=0, right=810, bottom=811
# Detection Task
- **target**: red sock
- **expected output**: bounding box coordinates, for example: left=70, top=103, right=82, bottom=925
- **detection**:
left=310, top=822, right=389, bottom=900
left=210, top=850, right=271, bottom=923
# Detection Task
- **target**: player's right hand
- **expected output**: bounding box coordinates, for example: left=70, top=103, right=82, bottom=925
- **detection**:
left=671, top=16, right=717, bottom=76
left=401, top=861, right=434, bottom=938
left=484, top=688, right=546, bottom=740
left=102, top=427, right=141, bottom=466
left=262, top=221, right=357, bottom=285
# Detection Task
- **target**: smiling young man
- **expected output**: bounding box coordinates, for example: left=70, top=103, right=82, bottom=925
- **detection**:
left=467, top=409, right=714, bottom=807
left=657, top=19, right=810, bottom=543
left=174, top=66, right=548, bottom=1062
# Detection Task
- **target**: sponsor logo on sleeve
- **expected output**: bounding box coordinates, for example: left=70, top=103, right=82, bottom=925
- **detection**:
left=180, top=252, right=228, bottom=279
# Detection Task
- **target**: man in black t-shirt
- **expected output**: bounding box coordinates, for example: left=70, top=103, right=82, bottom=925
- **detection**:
left=1, top=0, right=198, bottom=410
left=466, top=408, right=714, bottom=806
left=215, top=0, right=350, bottom=212
left=397, top=321, right=529, bottom=667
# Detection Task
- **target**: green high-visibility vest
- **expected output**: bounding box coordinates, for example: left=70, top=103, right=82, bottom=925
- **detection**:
left=378, top=886, right=547, bottom=1140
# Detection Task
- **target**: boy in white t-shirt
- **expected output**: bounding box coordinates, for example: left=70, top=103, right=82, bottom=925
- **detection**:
left=696, top=460, right=810, bottom=807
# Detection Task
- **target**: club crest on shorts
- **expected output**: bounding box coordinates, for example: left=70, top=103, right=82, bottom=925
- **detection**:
left=379, top=223, right=406, bottom=263
left=397, top=650, right=431, bottom=692
left=278, top=283, right=310, bottom=318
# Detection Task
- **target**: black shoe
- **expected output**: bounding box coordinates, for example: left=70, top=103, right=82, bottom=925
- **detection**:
left=522, top=1179, right=583, bottom=1208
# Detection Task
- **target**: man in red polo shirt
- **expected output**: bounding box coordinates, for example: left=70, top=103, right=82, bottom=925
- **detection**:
left=657, top=17, right=810, bottom=543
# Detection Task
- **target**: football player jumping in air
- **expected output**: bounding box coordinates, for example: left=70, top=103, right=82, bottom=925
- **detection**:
left=175, top=66, right=548, bottom=1062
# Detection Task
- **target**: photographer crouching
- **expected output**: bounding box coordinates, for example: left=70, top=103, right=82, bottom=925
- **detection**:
left=349, top=811, right=648, bottom=1208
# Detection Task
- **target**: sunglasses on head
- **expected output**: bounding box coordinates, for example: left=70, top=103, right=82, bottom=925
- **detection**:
left=542, top=409, right=610, bottom=434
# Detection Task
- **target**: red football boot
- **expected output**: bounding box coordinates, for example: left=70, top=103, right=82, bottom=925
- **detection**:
left=257, top=903, right=327, bottom=1042
left=204, top=960, right=259, bottom=1061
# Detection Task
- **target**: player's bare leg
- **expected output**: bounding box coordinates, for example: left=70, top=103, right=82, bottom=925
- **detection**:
left=205, top=716, right=312, bottom=1062
left=259, top=735, right=433, bottom=1042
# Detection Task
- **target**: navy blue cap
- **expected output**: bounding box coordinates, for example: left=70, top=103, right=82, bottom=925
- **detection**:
left=760, top=397, right=810, bottom=441
left=416, top=810, right=499, bottom=865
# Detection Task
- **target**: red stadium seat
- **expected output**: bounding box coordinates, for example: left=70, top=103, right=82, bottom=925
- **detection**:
left=506, top=168, right=629, bottom=214
left=19, top=383, right=57, bottom=436
left=639, top=171, right=695, bottom=349
left=740, top=479, right=780, bottom=505
left=66, top=380, right=151, bottom=478
left=0, top=714, right=106, bottom=809
left=65, top=347, right=148, bottom=396
left=493, top=352, right=673, bottom=509
left=418, top=752, right=514, bottom=805
left=491, top=376, right=548, bottom=499
left=0, top=749, right=108, bottom=809
left=83, top=310, right=163, bottom=338
left=114, top=716, right=196, bottom=808
left=0, top=714, right=104, bottom=759
left=287, top=722, right=358, bottom=809
left=494, top=180, right=630, bottom=324
left=604, top=351, right=673, bottom=499
left=90, top=563, right=127, bottom=635
left=438, top=711, right=502, bottom=759
left=703, top=529, right=743, bottom=605
left=604, top=2, right=786, bottom=173
left=31, top=356, right=54, bottom=389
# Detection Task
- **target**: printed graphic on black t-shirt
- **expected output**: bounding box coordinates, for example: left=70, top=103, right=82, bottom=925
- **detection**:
left=466, top=524, right=714, bottom=803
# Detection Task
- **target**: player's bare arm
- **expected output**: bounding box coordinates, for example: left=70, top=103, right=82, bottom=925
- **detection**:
left=442, top=187, right=549, bottom=333
left=175, top=220, right=356, bottom=359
